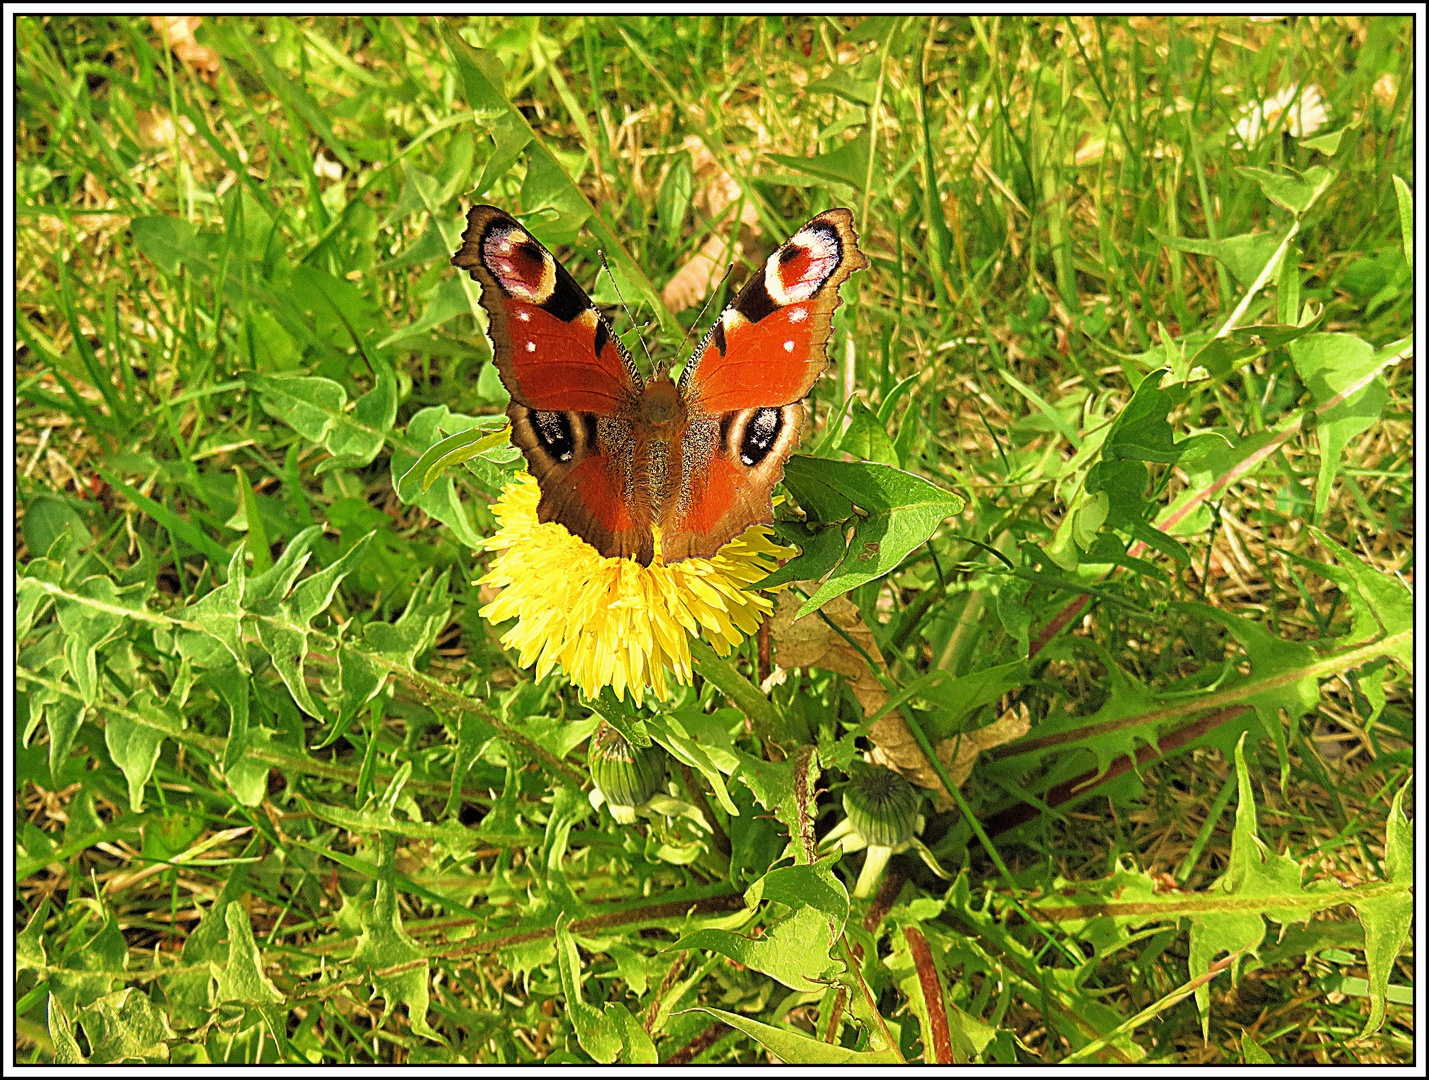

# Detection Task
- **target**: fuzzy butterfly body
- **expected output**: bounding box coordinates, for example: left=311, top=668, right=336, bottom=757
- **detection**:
left=452, top=205, right=867, bottom=565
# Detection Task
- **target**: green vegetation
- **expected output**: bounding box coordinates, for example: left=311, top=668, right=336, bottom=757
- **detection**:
left=15, top=15, right=1413, bottom=1064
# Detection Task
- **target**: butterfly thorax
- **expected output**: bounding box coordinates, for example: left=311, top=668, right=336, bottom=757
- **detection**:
left=639, top=376, right=684, bottom=428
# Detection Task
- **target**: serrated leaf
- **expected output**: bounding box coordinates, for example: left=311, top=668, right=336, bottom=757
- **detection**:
left=79, top=988, right=174, bottom=1063
left=55, top=575, right=130, bottom=702
left=254, top=533, right=373, bottom=719
left=352, top=860, right=444, bottom=1043
left=1185, top=603, right=1320, bottom=788
left=49, top=995, right=87, bottom=1065
left=328, top=568, right=454, bottom=736
left=105, top=691, right=167, bottom=811
left=1354, top=780, right=1414, bottom=1036
left=1187, top=735, right=1341, bottom=1037
left=682, top=1006, right=901, bottom=1063
left=730, top=744, right=821, bottom=861
left=176, top=548, right=250, bottom=672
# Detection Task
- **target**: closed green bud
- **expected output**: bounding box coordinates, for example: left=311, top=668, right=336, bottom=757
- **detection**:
left=842, top=764, right=919, bottom=849
left=589, top=723, right=666, bottom=808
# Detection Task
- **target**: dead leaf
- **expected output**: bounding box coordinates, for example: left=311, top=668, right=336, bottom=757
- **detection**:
left=151, top=16, right=220, bottom=75
left=661, top=136, right=762, bottom=312
left=934, top=701, right=1031, bottom=791
left=769, top=591, right=954, bottom=807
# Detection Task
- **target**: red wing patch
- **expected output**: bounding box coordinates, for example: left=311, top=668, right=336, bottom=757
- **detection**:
left=679, top=208, right=868, bottom=415
left=452, top=205, right=641, bottom=418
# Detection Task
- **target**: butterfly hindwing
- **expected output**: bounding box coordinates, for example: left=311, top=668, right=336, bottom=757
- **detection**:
left=452, top=205, right=656, bottom=563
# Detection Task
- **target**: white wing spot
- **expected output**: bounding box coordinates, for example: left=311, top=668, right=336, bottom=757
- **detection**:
left=518, top=312, right=531, bottom=322
left=788, top=306, right=808, bottom=323
left=784, top=340, right=795, bottom=352
left=526, top=341, right=536, bottom=352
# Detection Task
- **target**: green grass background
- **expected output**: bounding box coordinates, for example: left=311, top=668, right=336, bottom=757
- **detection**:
left=14, top=15, right=1415, bottom=1065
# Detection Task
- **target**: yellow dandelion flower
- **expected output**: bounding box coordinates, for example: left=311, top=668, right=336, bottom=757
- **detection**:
left=479, top=475, right=794, bottom=706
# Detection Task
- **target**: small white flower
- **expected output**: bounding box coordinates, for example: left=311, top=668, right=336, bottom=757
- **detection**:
left=313, top=152, right=343, bottom=181
left=1234, top=84, right=1329, bottom=144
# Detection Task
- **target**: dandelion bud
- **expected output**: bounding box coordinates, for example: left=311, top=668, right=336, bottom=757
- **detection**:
left=589, top=723, right=666, bottom=808
left=842, top=764, right=919, bottom=849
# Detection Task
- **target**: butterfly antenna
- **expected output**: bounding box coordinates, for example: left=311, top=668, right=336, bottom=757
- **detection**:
left=676, top=260, right=737, bottom=356
left=598, top=249, right=657, bottom=371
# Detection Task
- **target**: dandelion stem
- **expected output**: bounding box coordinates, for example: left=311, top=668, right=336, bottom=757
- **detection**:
left=853, top=846, right=893, bottom=899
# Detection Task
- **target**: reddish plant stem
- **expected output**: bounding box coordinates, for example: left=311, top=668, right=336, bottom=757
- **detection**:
left=662, top=1021, right=731, bottom=1064
left=903, top=926, right=954, bottom=1063
left=983, top=705, right=1248, bottom=837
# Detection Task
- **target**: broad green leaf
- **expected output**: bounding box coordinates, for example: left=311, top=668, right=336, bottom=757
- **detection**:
left=316, top=368, right=398, bottom=473
left=766, top=125, right=873, bottom=190
left=672, top=903, right=839, bottom=993
left=1185, top=604, right=1321, bottom=787
left=780, top=456, right=963, bottom=617
left=382, top=275, right=470, bottom=346
left=837, top=400, right=899, bottom=465
left=730, top=744, right=821, bottom=861
left=745, top=859, right=849, bottom=931
left=1099, top=369, right=1229, bottom=465
left=1155, top=229, right=1287, bottom=288
left=1288, top=333, right=1393, bottom=522
left=1237, top=165, right=1335, bottom=215
left=248, top=374, right=347, bottom=443
left=79, top=988, right=174, bottom=1063
left=330, top=569, right=456, bottom=736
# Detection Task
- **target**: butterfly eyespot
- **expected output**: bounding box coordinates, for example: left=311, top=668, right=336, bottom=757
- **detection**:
left=532, top=410, right=577, bottom=463
left=739, top=408, right=784, bottom=466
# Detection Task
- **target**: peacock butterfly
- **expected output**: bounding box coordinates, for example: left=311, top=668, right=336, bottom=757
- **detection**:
left=451, top=205, right=868, bottom=566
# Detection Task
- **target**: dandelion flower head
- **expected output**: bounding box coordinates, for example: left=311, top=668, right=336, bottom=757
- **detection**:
left=479, top=475, right=793, bottom=705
